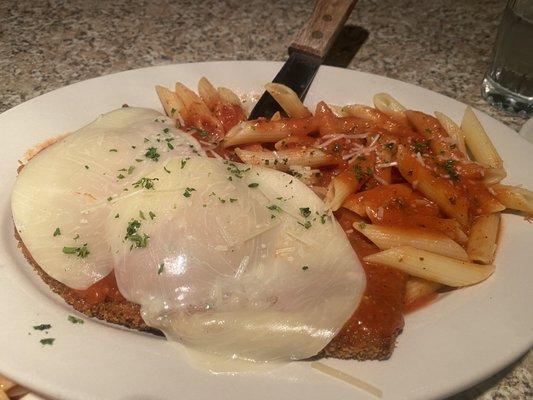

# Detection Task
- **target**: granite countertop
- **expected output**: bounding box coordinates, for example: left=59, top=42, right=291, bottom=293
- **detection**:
left=0, top=0, right=531, bottom=399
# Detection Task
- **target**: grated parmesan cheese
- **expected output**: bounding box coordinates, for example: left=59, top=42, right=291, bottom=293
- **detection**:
left=310, top=361, right=383, bottom=398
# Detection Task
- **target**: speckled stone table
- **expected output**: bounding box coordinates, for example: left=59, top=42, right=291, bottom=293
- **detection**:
left=0, top=0, right=531, bottom=399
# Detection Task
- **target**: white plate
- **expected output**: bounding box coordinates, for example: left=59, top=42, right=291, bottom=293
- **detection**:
left=0, top=61, right=531, bottom=400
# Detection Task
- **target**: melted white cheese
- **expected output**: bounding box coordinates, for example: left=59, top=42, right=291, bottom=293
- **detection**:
left=107, top=157, right=365, bottom=362
left=11, top=107, right=204, bottom=289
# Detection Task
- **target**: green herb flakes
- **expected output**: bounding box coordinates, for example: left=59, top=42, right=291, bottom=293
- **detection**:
left=183, top=187, right=196, bottom=197
left=145, top=147, right=160, bottom=161
left=299, top=207, right=311, bottom=218
left=53, top=228, right=61, bottom=237
left=133, top=177, right=159, bottom=190
left=62, top=244, right=90, bottom=258
left=33, top=324, right=51, bottom=331
left=68, top=315, right=84, bottom=324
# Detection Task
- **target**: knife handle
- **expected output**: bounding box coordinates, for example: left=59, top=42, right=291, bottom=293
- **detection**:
left=290, top=0, right=358, bottom=60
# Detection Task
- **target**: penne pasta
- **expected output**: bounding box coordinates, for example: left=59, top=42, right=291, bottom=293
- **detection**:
left=372, top=93, right=408, bottom=125
left=217, top=86, right=242, bottom=106
left=404, top=277, right=443, bottom=306
left=354, top=223, right=469, bottom=260
left=396, top=145, right=469, bottom=226
left=222, top=117, right=317, bottom=147
left=271, top=111, right=282, bottom=121
left=265, top=83, right=312, bottom=118
left=155, top=85, right=184, bottom=119
left=235, top=147, right=337, bottom=170
left=198, top=77, right=221, bottom=109
left=364, top=246, right=495, bottom=287
left=434, top=111, right=468, bottom=155
left=492, top=184, right=533, bottom=214
left=467, top=213, right=500, bottom=264
left=326, top=171, right=360, bottom=212
left=0, top=391, right=8, bottom=400
left=0, top=375, right=15, bottom=392
left=461, top=106, right=503, bottom=169
left=483, top=167, right=507, bottom=185
left=175, top=82, right=224, bottom=137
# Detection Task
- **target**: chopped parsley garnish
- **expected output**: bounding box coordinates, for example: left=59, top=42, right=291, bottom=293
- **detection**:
left=33, top=324, right=51, bottom=331
left=170, top=107, right=176, bottom=115
left=133, top=177, right=159, bottom=190
left=218, top=197, right=226, bottom=203
left=68, top=315, right=84, bottom=324
left=114, top=213, right=120, bottom=219
left=358, top=222, right=367, bottom=230
left=149, top=211, right=156, bottom=220
left=53, top=228, right=61, bottom=237
left=267, top=204, right=282, bottom=212
left=198, top=129, right=209, bottom=138
left=441, top=159, right=459, bottom=181
left=167, top=142, right=174, bottom=150
left=299, top=207, right=311, bottom=218
left=320, top=214, right=327, bottom=224
left=139, top=210, right=146, bottom=220
left=163, top=128, right=169, bottom=134
left=302, top=266, right=309, bottom=271
left=298, top=221, right=312, bottom=229
left=135, top=158, right=144, bottom=162
left=62, top=244, right=90, bottom=258
left=183, top=187, right=196, bottom=197
left=411, top=139, right=431, bottom=154
left=181, top=157, right=190, bottom=169
left=107, top=196, right=113, bottom=201
left=229, top=198, right=238, bottom=203
left=73, top=234, right=80, bottom=240
left=354, top=165, right=372, bottom=181
left=127, top=166, right=135, bottom=175
left=225, top=162, right=250, bottom=179
left=40, top=338, right=55, bottom=345
left=157, top=263, right=164, bottom=275
left=84, top=165, right=89, bottom=169
left=145, top=147, right=160, bottom=161
left=164, top=166, right=171, bottom=174
left=248, top=183, right=259, bottom=188
left=125, top=219, right=149, bottom=249
left=423, top=128, right=432, bottom=135
left=117, top=174, right=125, bottom=179
left=109, top=148, right=118, bottom=152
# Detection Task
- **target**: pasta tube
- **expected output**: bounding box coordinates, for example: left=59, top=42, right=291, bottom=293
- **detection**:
left=372, top=93, right=408, bottom=124
left=492, top=184, right=533, bottom=214
left=405, top=277, right=443, bottom=306
left=354, top=223, right=469, bottom=260
left=434, top=111, right=468, bottom=155
left=155, top=85, right=184, bottom=119
left=265, top=83, right=312, bottom=118
left=235, top=147, right=336, bottom=170
left=364, top=246, right=495, bottom=287
left=467, top=213, right=500, bottom=264
left=461, top=106, right=503, bottom=169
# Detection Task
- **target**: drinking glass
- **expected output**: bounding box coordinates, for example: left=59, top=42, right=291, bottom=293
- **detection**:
left=482, top=0, right=533, bottom=117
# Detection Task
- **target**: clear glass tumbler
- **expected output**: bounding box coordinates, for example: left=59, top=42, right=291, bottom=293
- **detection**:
left=481, top=0, right=533, bottom=117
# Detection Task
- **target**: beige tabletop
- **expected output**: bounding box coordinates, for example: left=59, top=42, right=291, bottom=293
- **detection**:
left=0, top=0, right=531, bottom=399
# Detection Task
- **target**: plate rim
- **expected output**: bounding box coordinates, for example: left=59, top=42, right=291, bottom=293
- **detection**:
left=0, top=60, right=531, bottom=400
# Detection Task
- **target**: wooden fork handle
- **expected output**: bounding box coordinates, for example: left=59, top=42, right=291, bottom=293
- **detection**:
left=290, top=0, right=358, bottom=60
